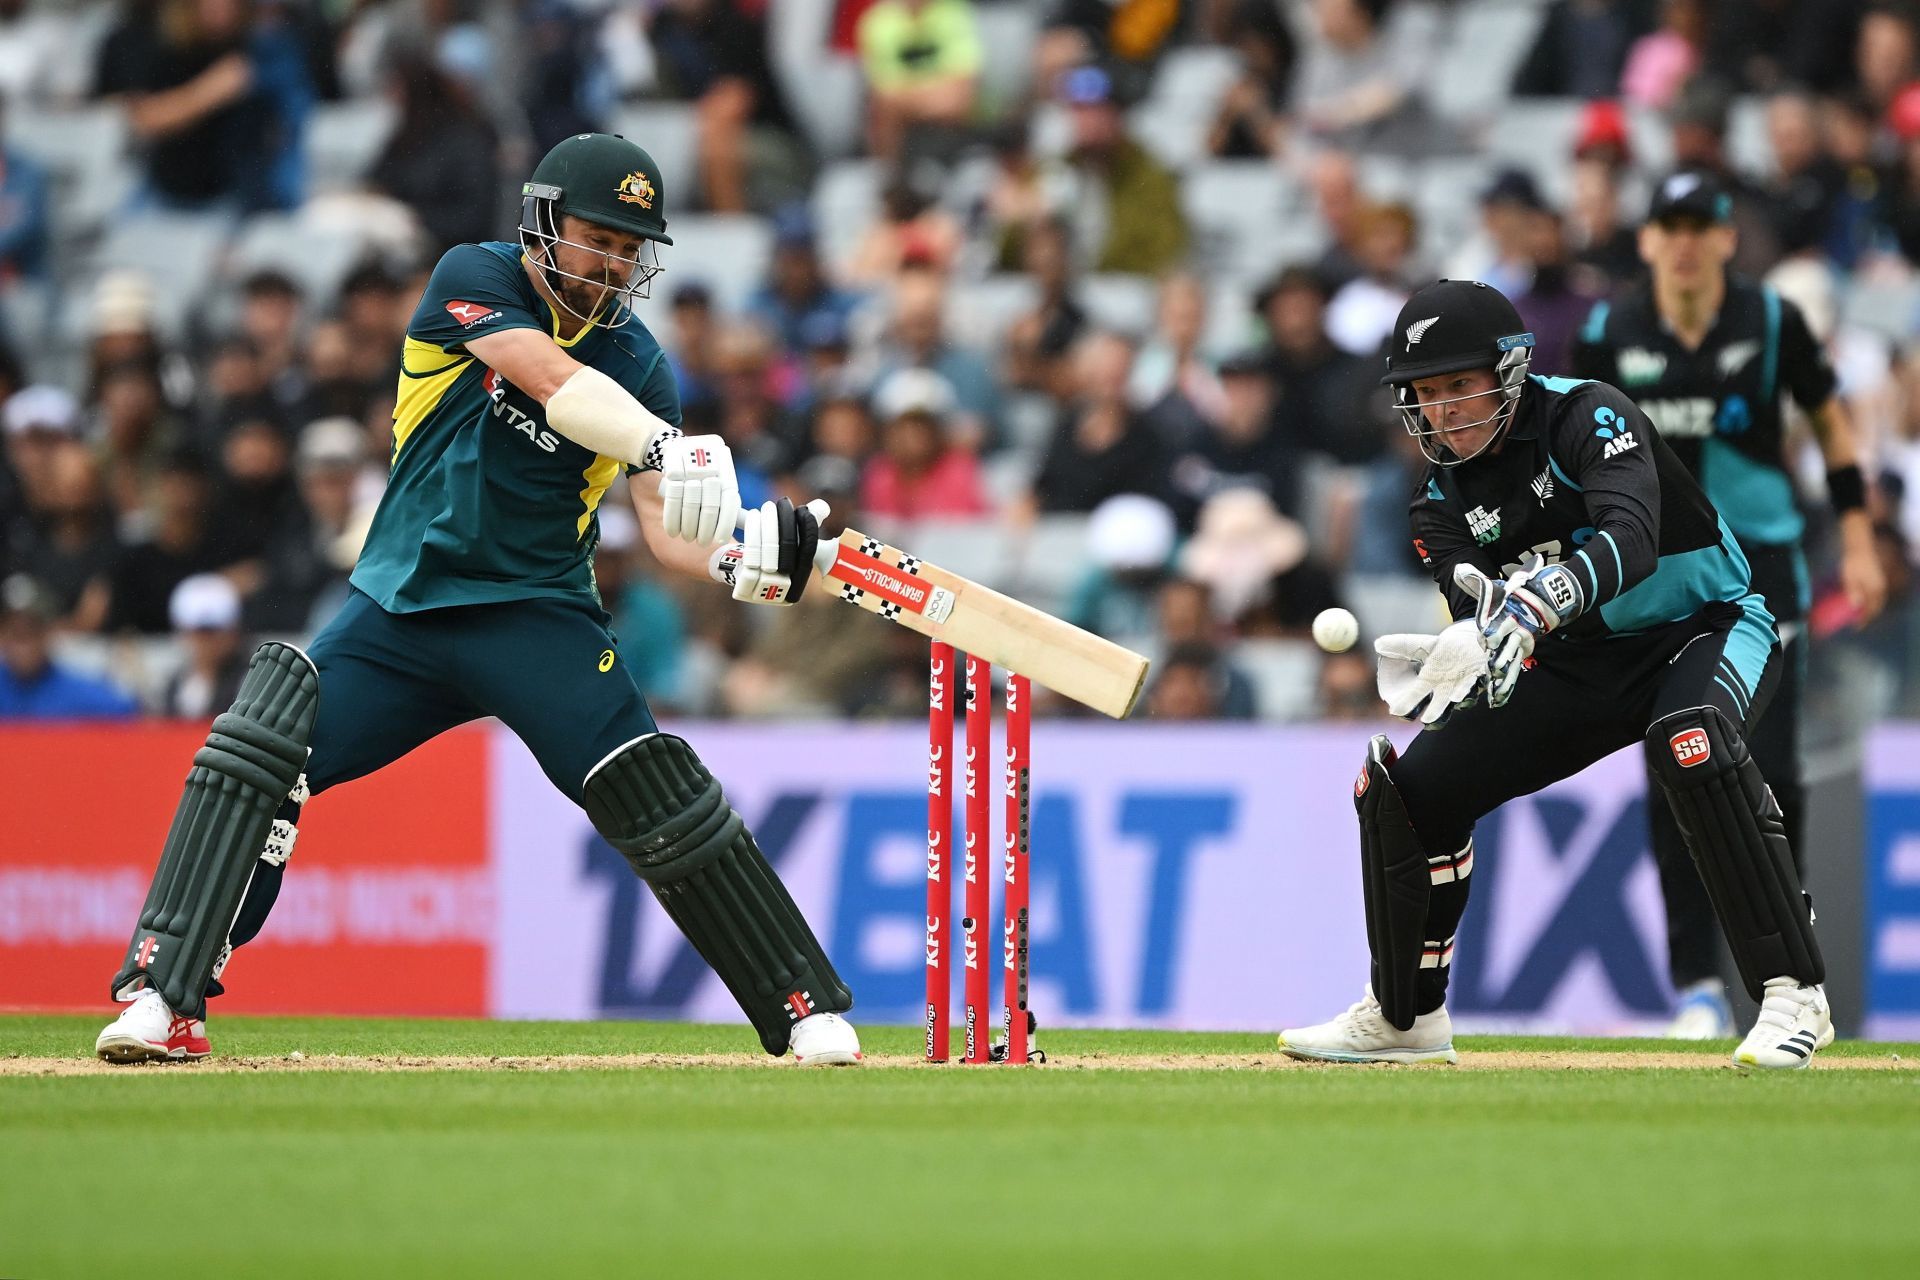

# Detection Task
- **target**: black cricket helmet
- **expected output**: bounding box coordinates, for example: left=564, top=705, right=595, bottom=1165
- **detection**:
left=1381, top=279, right=1534, bottom=466
left=519, top=132, right=671, bottom=324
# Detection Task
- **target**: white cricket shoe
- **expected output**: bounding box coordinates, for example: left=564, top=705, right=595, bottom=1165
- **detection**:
left=1732, top=978, right=1833, bottom=1070
left=1665, top=979, right=1735, bottom=1040
left=95, top=988, right=211, bottom=1063
left=1278, top=987, right=1458, bottom=1065
left=789, top=1011, right=862, bottom=1066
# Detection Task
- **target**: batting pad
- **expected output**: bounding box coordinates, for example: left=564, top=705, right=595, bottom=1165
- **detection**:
left=584, top=734, right=852, bottom=1054
left=1355, top=735, right=1433, bottom=1031
left=110, top=643, right=318, bottom=1019
left=1645, top=705, right=1824, bottom=1001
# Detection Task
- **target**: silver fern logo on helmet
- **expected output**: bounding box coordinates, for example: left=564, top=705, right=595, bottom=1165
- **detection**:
left=1393, top=332, right=1536, bottom=467
left=1405, top=316, right=1440, bottom=346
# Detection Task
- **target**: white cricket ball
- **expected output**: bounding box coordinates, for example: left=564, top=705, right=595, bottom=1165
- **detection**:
left=1312, top=607, right=1359, bottom=654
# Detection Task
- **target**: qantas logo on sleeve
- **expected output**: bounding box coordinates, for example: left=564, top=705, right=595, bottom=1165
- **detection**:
left=445, top=299, right=503, bottom=328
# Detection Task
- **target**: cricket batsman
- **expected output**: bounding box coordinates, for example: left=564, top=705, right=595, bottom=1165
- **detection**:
left=1278, top=279, right=1830, bottom=1070
left=1570, top=172, right=1886, bottom=1037
left=96, top=133, right=862, bottom=1066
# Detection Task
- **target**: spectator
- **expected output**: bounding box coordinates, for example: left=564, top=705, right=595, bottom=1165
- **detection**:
left=873, top=268, right=1000, bottom=449
left=979, top=122, right=1049, bottom=273
left=3, top=384, right=77, bottom=544
left=0, top=573, right=138, bottom=718
left=1207, top=0, right=1297, bottom=159
left=1028, top=331, right=1169, bottom=514
left=1704, top=0, right=1864, bottom=94
left=747, top=205, right=864, bottom=358
left=1765, top=90, right=1846, bottom=258
left=337, top=259, right=413, bottom=358
left=1568, top=154, right=1643, bottom=292
left=160, top=572, right=247, bottom=718
left=211, top=417, right=299, bottom=571
left=710, top=323, right=798, bottom=491
left=1447, top=168, right=1545, bottom=301
left=96, top=0, right=312, bottom=213
left=649, top=0, right=800, bottom=213
left=1292, top=0, right=1434, bottom=154
left=1145, top=640, right=1236, bottom=720
left=1004, top=216, right=1090, bottom=397
left=1516, top=209, right=1601, bottom=376
left=250, top=416, right=362, bottom=633
left=1620, top=0, right=1708, bottom=110
left=1820, top=91, right=1888, bottom=269
left=858, top=0, right=981, bottom=165
left=1132, top=272, right=1225, bottom=450
left=235, top=270, right=306, bottom=412
left=1324, top=200, right=1417, bottom=357
left=292, top=320, right=382, bottom=429
left=846, top=176, right=963, bottom=284
left=1317, top=648, right=1383, bottom=719
left=518, top=0, right=613, bottom=152
left=196, top=337, right=280, bottom=441
left=1571, top=97, right=1635, bottom=174
left=1881, top=86, right=1920, bottom=264
left=1054, top=64, right=1189, bottom=276
left=1038, top=0, right=1184, bottom=104
left=1170, top=349, right=1298, bottom=522
left=11, top=438, right=116, bottom=632
left=102, top=446, right=224, bottom=635
left=1512, top=0, right=1654, bottom=100
left=0, top=0, right=79, bottom=105
left=1254, top=266, right=1384, bottom=465
left=93, top=360, right=186, bottom=533
left=1066, top=492, right=1178, bottom=643
left=1306, top=148, right=1366, bottom=290
left=0, top=98, right=49, bottom=283
left=794, top=391, right=877, bottom=508
left=1857, top=1, right=1919, bottom=112
left=1178, top=486, right=1309, bottom=624
left=1667, top=75, right=1785, bottom=275
left=860, top=367, right=991, bottom=520
left=663, top=281, right=721, bottom=426
left=367, top=48, right=501, bottom=256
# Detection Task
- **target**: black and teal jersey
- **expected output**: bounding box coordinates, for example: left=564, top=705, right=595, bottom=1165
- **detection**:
left=1410, top=375, right=1765, bottom=651
left=350, top=241, right=680, bottom=612
left=1569, top=276, right=1834, bottom=618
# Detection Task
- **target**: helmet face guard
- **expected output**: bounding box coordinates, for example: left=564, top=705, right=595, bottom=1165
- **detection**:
left=1392, top=339, right=1533, bottom=467
left=518, top=183, right=664, bottom=329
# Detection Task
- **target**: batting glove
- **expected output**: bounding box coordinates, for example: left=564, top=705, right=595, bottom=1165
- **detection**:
left=659, top=434, right=742, bottom=547
left=708, top=498, right=829, bottom=606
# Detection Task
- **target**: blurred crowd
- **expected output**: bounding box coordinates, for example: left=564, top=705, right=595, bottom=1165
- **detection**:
left=3, top=0, right=1920, bottom=733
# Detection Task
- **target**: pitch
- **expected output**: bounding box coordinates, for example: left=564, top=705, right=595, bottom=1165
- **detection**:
left=4, top=1016, right=1917, bottom=1278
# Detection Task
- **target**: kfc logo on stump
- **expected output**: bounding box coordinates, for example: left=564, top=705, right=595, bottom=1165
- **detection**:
left=1669, top=728, right=1712, bottom=767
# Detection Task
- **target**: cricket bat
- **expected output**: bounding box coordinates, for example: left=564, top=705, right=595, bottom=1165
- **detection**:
left=811, top=527, right=1149, bottom=719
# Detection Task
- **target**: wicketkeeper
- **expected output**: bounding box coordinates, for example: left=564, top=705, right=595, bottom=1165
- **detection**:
left=1278, top=280, right=1830, bottom=1069
left=96, top=133, right=862, bottom=1065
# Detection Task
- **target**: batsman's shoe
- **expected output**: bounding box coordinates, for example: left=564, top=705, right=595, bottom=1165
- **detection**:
left=1278, top=988, right=1458, bottom=1065
left=95, top=988, right=210, bottom=1063
left=789, top=1011, right=862, bottom=1066
left=1665, top=979, right=1735, bottom=1040
left=1732, top=978, right=1833, bottom=1070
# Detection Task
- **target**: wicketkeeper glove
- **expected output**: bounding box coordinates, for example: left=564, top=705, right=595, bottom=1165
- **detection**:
left=1455, top=554, right=1585, bottom=708
left=1375, top=619, right=1489, bottom=727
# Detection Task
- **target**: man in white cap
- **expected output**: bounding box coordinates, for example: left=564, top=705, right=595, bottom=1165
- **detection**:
left=161, top=573, right=248, bottom=719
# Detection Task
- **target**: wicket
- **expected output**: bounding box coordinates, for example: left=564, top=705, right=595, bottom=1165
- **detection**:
left=926, top=641, right=1035, bottom=1064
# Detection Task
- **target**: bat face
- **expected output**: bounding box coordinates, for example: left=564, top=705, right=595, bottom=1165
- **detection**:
left=815, top=528, right=1149, bottom=719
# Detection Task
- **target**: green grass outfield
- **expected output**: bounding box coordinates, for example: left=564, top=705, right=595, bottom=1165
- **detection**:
left=5, top=1016, right=1919, bottom=1278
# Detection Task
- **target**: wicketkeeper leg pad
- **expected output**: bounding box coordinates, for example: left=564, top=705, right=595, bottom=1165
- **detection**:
left=1645, top=705, right=1823, bottom=1001
left=1355, top=735, right=1431, bottom=1032
left=583, top=734, right=852, bottom=1055
left=110, top=643, right=319, bottom=1018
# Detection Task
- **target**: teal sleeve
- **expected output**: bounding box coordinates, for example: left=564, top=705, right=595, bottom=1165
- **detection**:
left=408, top=244, right=546, bottom=351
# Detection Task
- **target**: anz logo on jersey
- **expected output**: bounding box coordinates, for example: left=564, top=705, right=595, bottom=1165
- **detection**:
left=483, top=366, right=560, bottom=453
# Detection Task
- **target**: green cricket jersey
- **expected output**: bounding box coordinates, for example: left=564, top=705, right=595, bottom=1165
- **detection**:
left=350, top=241, right=680, bottom=612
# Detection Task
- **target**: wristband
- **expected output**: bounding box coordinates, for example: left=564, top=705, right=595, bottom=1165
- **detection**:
left=1826, top=464, right=1866, bottom=514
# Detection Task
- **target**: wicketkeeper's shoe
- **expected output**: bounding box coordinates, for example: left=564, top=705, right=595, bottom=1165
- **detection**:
left=1732, top=977, right=1833, bottom=1070
left=1664, top=978, right=1735, bottom=1040
left=95, top=988, right=210, bottom=1063
left=789, top=1011, right=862, bottom=1065
left=1277, top=987, right=1458, bottom=1064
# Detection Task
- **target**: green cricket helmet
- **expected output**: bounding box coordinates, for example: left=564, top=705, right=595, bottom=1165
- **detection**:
left=518, top=132, right=671, bottom=319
